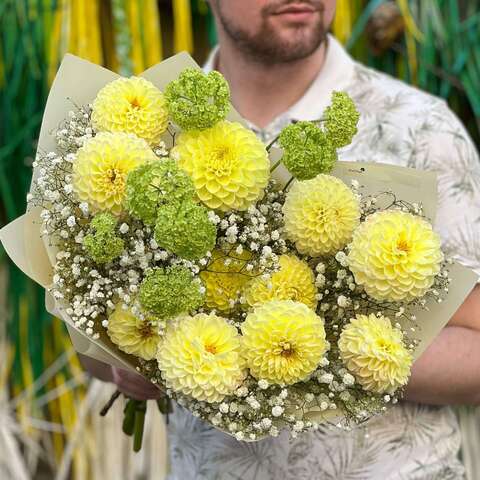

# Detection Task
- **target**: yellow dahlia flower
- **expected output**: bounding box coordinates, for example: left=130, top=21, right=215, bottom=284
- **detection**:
left=91, top=76, right=168, bottom=145
left=107, top=304, right=161, bottom=361
left=157, top=313, right=246, bottom=403
left=347, top=210, right=443, bottom=302
left=244, top=255, right=317, bottom=309
left=200, top=248, right=254, bottom=312
left=172, top=121, right=269, bottom=211
left=241, top=300, right=328, bottom=385
left=283, top=174, right=360, bottom=256
left=73, top=132, right=156, bottom=215
left=338, top=313, right=412, bottom=394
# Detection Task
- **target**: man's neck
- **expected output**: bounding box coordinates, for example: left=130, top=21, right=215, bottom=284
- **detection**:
left=216, top=36, right=327, bottom=129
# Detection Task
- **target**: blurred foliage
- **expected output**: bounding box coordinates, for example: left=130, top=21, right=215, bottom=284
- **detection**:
left=0, top=0, right=55, bottom=390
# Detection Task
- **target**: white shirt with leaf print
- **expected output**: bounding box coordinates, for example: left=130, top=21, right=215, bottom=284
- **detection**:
left=165, top=35, right=480, bottom=480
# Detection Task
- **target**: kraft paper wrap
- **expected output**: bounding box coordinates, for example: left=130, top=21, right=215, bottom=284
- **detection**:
left=1, top=54, right=478, bottom=449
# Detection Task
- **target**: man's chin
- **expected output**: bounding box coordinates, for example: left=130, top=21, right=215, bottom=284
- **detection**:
left=264, top=21, right=324, bottom=49
left=264, top=35, right=324, bottom=60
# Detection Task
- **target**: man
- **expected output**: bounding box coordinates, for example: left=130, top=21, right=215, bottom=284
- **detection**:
left=86, top=1, right=480, bottom=478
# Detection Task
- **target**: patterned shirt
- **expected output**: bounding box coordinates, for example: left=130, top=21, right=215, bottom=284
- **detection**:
left=166, top=36, right=480, bottom=480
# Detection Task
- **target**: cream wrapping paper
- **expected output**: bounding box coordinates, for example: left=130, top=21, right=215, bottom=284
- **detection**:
left=0, top=53, right=478, bottom=455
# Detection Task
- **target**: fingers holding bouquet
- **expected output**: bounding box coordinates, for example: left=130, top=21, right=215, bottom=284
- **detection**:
left=111, top=367, right=162, bottom=401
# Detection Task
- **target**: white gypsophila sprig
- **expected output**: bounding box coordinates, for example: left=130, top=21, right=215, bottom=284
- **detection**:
left=54, top=104, right=93, bottom=153
left=214, top=180, right=287, bottom=278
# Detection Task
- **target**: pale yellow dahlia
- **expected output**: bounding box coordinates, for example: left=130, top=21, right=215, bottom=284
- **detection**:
left=172, top=121, right=269, bottom=211
left=338, top=313, right=412, bottom=394
left=73, top=132, right=156, bottom=215
left=91, top=76, right=168, bottom=145
left=283, top=174, right=360, bottom=256
left=241, top=300, right=328, bottom=385
left=347, top=210, right=443, bottom=302
left=107, top=303, right=161, bottom=361
left=157, top=313, right=246, bottom=403
left=244, top=255, right=317, bottom=309
left=200, top=249, right=254, bottom=312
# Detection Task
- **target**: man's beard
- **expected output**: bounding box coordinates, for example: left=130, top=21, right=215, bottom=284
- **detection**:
left=216, top=0, right=327, bottom=65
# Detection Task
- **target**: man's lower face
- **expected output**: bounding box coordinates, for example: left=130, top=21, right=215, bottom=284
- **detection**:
left=264, top=10, right=326, bottom=55
left=218, top=2, right=327, bottom=64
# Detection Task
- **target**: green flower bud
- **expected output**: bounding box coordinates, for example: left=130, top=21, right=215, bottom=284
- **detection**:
left=125, top=159, right=195, bottom=225
left=324, top=91, right=360, bottom=148
left=139, top=266, right=204, bottom=318
left=83, top=212, right=124, bottom=264
left=279, top=121, right=337, bottom=180
left=165, top=68, right=230, bottom=130
left=154, top=200, right=216, bottom=260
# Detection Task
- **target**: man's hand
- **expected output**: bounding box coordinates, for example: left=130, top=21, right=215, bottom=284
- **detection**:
left=405, top=285, right=480, bottom=405
left=78, top=354, right=162, bottom=401
left=111, top=367, right=162, bottom=401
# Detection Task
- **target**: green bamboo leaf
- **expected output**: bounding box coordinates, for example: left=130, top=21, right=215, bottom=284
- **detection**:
left=459, top=13, right=480, bottom=33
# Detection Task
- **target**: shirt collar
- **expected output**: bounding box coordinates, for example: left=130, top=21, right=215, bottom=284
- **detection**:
left=203, top=34, right=356, bottom=136
left=203, top=45, right=218, bottom=74
left=286, top=35, right=355, bottom=122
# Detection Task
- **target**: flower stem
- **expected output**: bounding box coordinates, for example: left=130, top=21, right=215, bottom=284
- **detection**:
left=122, top=398, right=137, bottom=436
left=285, top=176, right=295, bottom=190
left=133, top=401, right=147, bottom=452
left=157, top=396, right=173, bottom=424
left=100, top=389, right=121, bottom=416
left=266, top=135, right=280, bottom=152
left=270, top=158, right=282, bottom=172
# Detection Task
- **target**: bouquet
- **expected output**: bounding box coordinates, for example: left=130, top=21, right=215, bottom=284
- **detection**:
left=1, top=53, right=477, bottom=451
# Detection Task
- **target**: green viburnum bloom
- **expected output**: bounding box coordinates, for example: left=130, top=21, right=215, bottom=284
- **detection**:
left=279, top=121, right=338, bottom=180
left=139, top=266, right=204, bottom=318
left=164, top=68, right=230, bottom=130
left=83, top=212, right=124, bottom=264
left=125, top=159, right=195, bottom=225
left=154, top=200, right=216, bottom=260
left=324, top=91, right=360, bottom=148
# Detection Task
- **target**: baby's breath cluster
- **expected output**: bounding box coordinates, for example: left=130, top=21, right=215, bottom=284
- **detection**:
left=54, top=105, right=93, bottom=153
left=214, top=180, right=287, bottom=257
left=194, top=181, right=289, bottom=312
